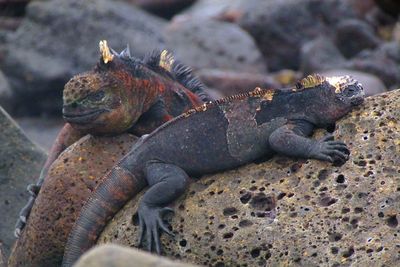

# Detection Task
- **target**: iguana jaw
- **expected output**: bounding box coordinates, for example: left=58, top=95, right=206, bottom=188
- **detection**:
left=63, top=108, right=108, bottom=125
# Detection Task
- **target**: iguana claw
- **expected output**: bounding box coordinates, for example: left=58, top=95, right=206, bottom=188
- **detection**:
left=138, top=204, right=175, bottom=254
left=309, top=134, right=350, bottom=165
left=14, top=184, right=40, bottom=238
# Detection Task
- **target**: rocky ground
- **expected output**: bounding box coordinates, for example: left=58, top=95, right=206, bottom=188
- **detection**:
left=0, top=0, right=399, bottom=266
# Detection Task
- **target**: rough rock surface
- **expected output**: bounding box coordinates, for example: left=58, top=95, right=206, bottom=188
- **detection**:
left=0, top=106, right=46, bottom=257
left=0, top=70, right=12, bottom=112
left=165, top=19, right=266, bottom=74
left=0, top=0, right=166, bottom=115
left=238, top=0, right=357, bottom=71
left=8, top=134, right=138, bottom=267
left=197, top=69, right=279, bottom=96
left=100, top=89, right=400, bottom=267
left=74, top=244, right=200, bottom=267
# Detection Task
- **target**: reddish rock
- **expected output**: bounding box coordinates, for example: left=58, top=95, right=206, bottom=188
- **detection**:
left=8, top=134, right=138, bottom=267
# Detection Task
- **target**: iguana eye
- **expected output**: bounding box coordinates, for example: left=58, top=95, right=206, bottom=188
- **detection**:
left=88, top=91, right=105, bottom=102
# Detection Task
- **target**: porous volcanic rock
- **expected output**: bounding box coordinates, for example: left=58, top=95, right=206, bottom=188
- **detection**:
left=8, top=134, right=138, bottom=267
left=0, top=0, right=166, bottom=115
left=0, top=106, right=46, bottom=257
left=100, top=89, right=400, bottom=266
left=74, top=244, right=200, bottom=267
left=165, top=19, right=267, bottom=74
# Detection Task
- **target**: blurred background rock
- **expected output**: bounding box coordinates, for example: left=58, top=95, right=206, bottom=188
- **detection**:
left=0, top=0, right=399, bottom=150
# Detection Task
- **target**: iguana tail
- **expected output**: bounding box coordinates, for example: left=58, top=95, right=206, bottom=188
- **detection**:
left=62, top=164, right=146, bottom=267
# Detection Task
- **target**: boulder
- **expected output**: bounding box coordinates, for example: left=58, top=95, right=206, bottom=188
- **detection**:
left=74, top=244, right=200, bottom=267
left=0, top=70, right=12, bottom=112
left=100, top=89, right=400, bottom=267
left=300, top=36, right=347, bottom=75
left=124, top=0, right=196, bottom=19
left=0, top=106, right=46, bottom=257
left=348, top=42, right=400, bottom=88
left=320, top=69, right=387, bottom=96
left=197, top=69, right=279, bottom=96
left=0, top=0, right=166, bottom=115
left=334, top=19, right=381, bottom=58
left=165, top=19, right=267, bottom=74
left=7, top=134, right=138, bottom=267
left=238, top=0, right=357, bottom=71
left=176, top=0, right=251, bottom=21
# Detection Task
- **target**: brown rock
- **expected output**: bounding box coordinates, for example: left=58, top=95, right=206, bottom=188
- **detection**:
left=74, top=244, right=200, bottom=267
left=197, top=69, right=279, bottom=96
left=100, top=90, right=400, bottom=266
left=8, top=134, right=138, bottom=267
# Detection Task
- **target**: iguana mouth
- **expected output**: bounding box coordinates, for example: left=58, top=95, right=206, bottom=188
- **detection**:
left=63, top=109, right=107, bottom=124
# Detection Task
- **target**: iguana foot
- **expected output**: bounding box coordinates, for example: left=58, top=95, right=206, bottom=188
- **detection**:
left=14, top=184, right=41, bottom=237
left=137, top=204, right=175, bottom=254
left=308, top=134, right=350, bottom=165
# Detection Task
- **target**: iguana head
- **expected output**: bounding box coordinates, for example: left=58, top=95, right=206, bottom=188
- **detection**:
left=293, top=74, right=365, bottom=125
left=62, top=41, right=159, bottom=134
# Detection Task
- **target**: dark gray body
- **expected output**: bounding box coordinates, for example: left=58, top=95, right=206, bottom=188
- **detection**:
left=129, top=97, right=288, bottom=176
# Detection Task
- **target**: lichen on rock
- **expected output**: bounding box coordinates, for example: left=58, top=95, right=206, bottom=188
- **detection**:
left=99, top=89, right=400, bottom=266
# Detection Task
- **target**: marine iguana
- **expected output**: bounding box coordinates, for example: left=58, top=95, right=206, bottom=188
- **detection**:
left=15, top=40, right=211, bottom=237
left=62, top=74, right=364, bottom=266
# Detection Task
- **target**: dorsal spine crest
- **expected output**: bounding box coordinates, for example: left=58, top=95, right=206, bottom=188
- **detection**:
left=159, top=50, right=175, bottom=72
left=99, top=40, right=114, bottom=64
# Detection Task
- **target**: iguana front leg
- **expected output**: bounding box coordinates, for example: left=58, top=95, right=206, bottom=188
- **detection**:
left=137, top=159, right=189, bottom=254
left=15, top=123, right=83, bottom=237
left=269, top=120, right=350, bottom=164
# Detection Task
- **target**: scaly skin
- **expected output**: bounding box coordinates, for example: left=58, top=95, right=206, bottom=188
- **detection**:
left=15, top=41, right=210, bottom=236
left=62, top=74, right=365, bottom=266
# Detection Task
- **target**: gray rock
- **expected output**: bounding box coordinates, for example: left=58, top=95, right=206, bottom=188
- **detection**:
left=165, top=19, right=267, bottom=74
left=238, top=0, right=357, bottom=71
left=300, top=36, right=347, bottom=74
left=334, top=19, right=381, bottom=58
left=0, top=106, right=46, bottom=257
left=0, top=0, right=166, bottom=115
left=125, top=0, right=196, bottom=18
left=320, top=69, right=387, bottom=96
left=177, top=0, right=249, bottom=20
left=347, top=42, right=400, bottom=88
left=197, top=68, right=279, bottom=96
left=74, top=244, right=200, bottom=267
left=0, top=70, right=12, bottom=112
